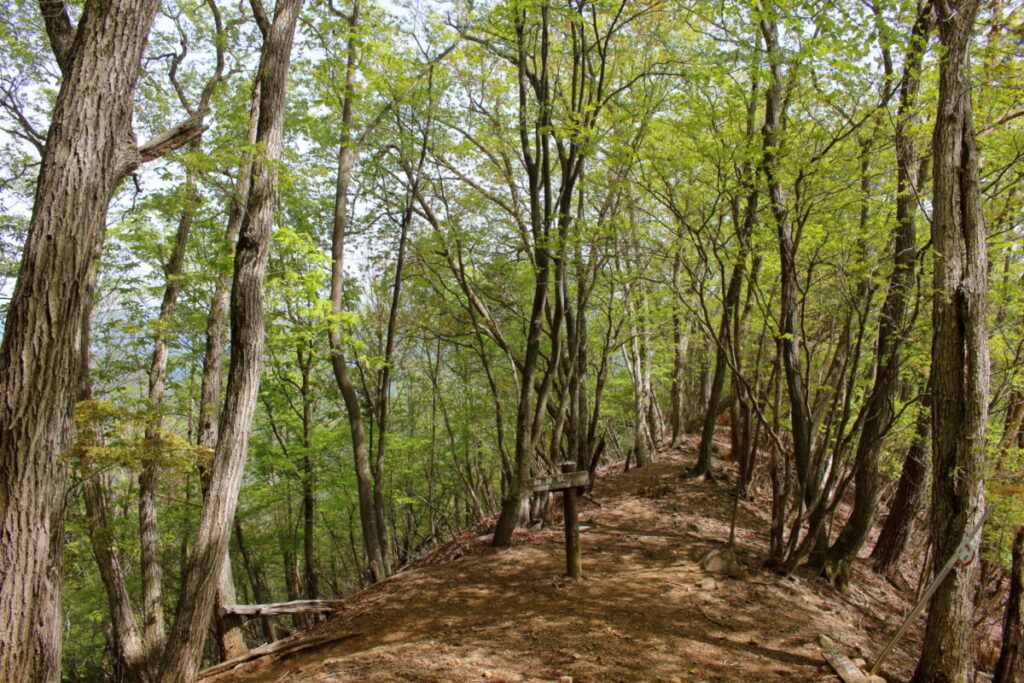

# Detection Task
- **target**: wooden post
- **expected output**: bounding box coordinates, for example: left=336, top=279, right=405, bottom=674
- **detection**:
left=528, top=467, right=587, bottom=579
left=561, top=461, right=582, bottom=579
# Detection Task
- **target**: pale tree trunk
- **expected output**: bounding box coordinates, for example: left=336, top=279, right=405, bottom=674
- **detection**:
left=0, top=3, right=162, bottom=679
left=627, top=302, right=651, bottom=469
left=157, top=0, right=304, bottom=678
left=669, top=251, right=688, bottom=445
left=914, top=0, right=989, bottom=679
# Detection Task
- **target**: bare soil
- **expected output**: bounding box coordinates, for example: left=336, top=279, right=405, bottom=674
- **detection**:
left=202, top=439, right=925, bottom=682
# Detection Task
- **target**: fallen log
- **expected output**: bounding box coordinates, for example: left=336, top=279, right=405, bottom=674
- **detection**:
left=219, top=599, right=342, bottom=617
left=818, top=635, right=884, bottom=683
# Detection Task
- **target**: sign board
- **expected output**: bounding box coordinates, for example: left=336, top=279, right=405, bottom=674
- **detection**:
left=529, top=470, right=588, bottom=493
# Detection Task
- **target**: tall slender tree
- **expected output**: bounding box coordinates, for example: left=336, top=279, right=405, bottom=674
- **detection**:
left=157, top=0, right=305, bottom=678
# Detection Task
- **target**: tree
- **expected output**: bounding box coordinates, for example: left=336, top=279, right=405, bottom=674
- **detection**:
left=913, top=0, right=990, bottom=679
left=157, top=0, right=305, bottom=678
left=822, top=0, right=934, bottom=586
left=0, top=2, right=206, bottom=678
left=994, top=526, right=1024, bottom=683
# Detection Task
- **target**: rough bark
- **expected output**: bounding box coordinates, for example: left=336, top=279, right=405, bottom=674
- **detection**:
left=157, top=1, right=304, bottom=678
left=913, top=0, right=989, bottom=679
left=0, top=3, right=161, bottom=679
left=994, top=527, right=1024, bottom=683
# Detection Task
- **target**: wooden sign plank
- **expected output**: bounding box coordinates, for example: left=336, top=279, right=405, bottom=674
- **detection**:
left=529, top=470, right=588, bottom=493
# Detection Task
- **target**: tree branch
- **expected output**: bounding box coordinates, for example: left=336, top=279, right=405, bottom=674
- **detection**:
left=38, top=1, right=75, bottom=74
left=248, top=0, right=270, bottom=38
left=138, top=108, right=209, bottom=162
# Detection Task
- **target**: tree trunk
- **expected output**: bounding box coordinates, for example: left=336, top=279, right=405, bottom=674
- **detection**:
left=493, top=4, right=560, bottom=546
left=692, top=262, right=744, bottom=479
left=234, top=522, right=276, bottom=643
left=994, top=526, right=1024, bottom=683
left=999, top=389, right=1024, bottom=457
left=326, top=0, right=388, bottom=583
left=157, top=1, right=304, bottom=678
left=84, top=473, right=147, bottom=680
left=914, top=1, right=990, bottom=679
left=138, top=140, right=202, bottom=672
left=196, top=84, right=261, bottom=664
left=0, top=3, right=161, bottom=679
left=823, top=3, right=933, bottom=583
left=870, top=408, right=930, bottom=575
left=670, top=252, right=688, bottom=445
left=759, top=9, right=815, bottom=512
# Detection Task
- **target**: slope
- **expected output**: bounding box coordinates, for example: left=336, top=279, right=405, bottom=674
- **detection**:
left=201, top=440, right=924, bottom=682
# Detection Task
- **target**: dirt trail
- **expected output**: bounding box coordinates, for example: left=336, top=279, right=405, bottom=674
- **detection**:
left=203, top=442, right=924, bottom=682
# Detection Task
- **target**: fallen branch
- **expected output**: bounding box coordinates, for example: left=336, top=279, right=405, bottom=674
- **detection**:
left=220, top=599, right=342, bottom=617
left=197, top=631, right=359, bottom=679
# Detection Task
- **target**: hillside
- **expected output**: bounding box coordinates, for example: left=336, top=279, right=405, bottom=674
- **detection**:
left=200, top=441, right=925, bottom=682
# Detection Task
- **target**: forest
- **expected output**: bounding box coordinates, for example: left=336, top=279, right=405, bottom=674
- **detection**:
left=0, top=0, right=1022, bottom=680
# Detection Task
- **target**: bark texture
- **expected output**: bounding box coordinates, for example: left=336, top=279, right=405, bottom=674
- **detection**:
left=913, top=0, right=989, bottom=679
left=197, top=85, right=261, bottom=661
left=0, top=4, right=160, bottom=679
left=157, top=1, right=304, bottom=678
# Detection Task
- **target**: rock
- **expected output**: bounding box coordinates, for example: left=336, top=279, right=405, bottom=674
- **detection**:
left=700, top=547, right=744, bottom=577
left=697, top=577, right=717, bottom=590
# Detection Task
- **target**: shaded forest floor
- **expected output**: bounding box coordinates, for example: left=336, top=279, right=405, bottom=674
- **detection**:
left=202, top=436, right=926, bottom=682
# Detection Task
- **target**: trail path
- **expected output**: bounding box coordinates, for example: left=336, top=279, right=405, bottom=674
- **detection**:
left=203, top=443, right=923, bottom=682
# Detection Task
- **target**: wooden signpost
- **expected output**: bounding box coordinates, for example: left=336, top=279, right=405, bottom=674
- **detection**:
left=530, top=461, right=588, bottom=579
